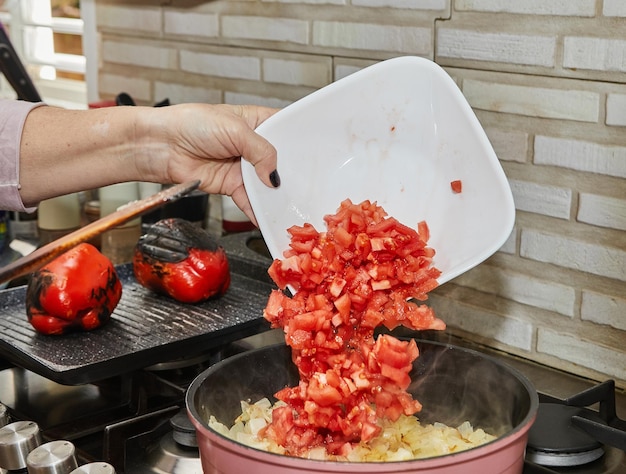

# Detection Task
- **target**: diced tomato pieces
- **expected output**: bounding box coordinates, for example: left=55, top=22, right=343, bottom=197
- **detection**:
left=263, top=199, right=445, bottom=456
left=450, top=179, right=463, bottom=193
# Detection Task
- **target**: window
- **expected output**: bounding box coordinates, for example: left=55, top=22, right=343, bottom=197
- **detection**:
left=0, top=0, right=96, bottom=108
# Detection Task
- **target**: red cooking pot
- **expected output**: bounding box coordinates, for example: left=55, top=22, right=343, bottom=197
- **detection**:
left=186, top=339, right=538, bottom=473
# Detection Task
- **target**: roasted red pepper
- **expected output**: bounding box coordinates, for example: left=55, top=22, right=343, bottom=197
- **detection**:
left=26, top=243, right=122, bottom=335
left=132, top=218, right=230, bottom=303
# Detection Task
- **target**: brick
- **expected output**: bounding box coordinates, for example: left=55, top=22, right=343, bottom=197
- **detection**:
left=96, top=4, right=161, bottom=33
left=581, top=291, right=626, bottom=331
left=335, top=64, right=363, bottom=80
left=262, top=0, right=346, bottom=4
left=508, top=179, right=572, bottom=219
left=352, top=0, right=447, bottom=10
left=154, top=82, right=222, bottom=105
left=222, top=16, right=309, bottom=44
left=224, top=91, right=293, bottom=109
left=99, top=74, right=151, bottom=102
left=164, top=11, right=219, bottom=38
left=102, top=41, right=177, bottom=70
left=429, top=294, right=533, bottom=351
left=455, top=265, right=576, bottom=316
left=484, top=128, right=528, bottom=163
left=499, top=226, right=517, bottom=254
left=606, top=93, right=626, bottom=126
left=312, top=21, right=432, bottom=55
left=437, top=29, right=556, bottom=67
left=603, top=0, right=626, bottom=17
left=578, top=193, right=626, bottom=231
left=537, top=328, right=626, bottom=381
left=180, top=52, right=261, bottom=81
left=520, top=229, right=626, bottom=282
left=463, top=80, right=600, bottom=122
left=564, top=37, right=626, bottom=73
left=455, top=0, right=596, bottom=16
left=534, top=136, right=626, bottom=179
left=263, top=58, right=331, bottom=87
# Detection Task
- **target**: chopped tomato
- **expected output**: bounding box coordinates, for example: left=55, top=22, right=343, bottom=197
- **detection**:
left=263, top=199, right=445, bottom=456
left=451, top=179, right=463, bottom=193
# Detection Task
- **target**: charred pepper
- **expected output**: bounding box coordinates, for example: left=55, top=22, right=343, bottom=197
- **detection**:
left=26, top=243, right=122, bottom=335
left=133, top=218, right=230, bottom=303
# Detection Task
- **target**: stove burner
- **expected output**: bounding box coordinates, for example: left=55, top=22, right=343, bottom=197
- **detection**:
left=144, top=432, right=201, bottom=474
left=526, top=403, right=606, bottom=467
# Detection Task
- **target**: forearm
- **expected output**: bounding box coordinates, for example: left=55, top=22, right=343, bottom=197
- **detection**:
left=18, top=105, right=155, bottom=207
left=13, top=101, right=277, bottom=221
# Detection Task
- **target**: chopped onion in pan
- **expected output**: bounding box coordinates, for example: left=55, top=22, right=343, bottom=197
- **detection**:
left=209, top=398, right=496, bottom=462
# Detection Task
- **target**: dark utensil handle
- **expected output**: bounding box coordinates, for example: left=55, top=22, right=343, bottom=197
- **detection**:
left=0, top=180, right=200, bottom=285
left=0, top=22, right=42, bottom=102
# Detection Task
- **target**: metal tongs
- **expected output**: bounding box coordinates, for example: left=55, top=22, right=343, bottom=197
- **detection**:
left=0, top=180, right=200, bottom=285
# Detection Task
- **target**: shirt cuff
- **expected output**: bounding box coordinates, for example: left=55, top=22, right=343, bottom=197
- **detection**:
left=0, top=100, right=45, bottom=212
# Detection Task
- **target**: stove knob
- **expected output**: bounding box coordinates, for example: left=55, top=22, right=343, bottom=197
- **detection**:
left=69, top=463, right=116, bottom=474
left=170, top=410, right=198, bottom=448
left=0, top=405, right=9, bottom=428
left=26, top=440, right=78, bottom=474
left=0, top=421, right=42, bottom=470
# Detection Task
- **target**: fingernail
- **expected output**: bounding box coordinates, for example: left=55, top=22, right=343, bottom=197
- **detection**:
left=269, top=169, right=281, bottom=187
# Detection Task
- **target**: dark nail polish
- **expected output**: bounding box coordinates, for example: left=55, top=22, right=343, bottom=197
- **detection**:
left=269, top=170, right=281, bottom=187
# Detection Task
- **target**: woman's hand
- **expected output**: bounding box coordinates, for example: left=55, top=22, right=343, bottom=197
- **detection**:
left=138, top=103, right=279, bottom=223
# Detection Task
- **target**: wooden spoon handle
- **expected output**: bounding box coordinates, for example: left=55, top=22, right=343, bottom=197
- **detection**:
left=0, top=180, right=200, bottom=285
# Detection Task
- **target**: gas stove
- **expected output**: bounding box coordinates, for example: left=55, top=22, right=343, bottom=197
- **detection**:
left=1, top=330, right=624, bottom=474
left=0, top=232, right=624, bottom=473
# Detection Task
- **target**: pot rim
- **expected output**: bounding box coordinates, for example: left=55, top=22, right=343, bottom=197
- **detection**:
left=185, top=339, right=539, bottom=467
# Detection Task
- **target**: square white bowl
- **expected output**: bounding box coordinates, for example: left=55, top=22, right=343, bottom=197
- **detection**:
left=242, top=56, right=515, bottom=286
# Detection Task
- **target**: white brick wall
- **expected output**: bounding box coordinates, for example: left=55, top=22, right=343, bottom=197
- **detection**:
left=263, top=58, right=331, bottom=87
left=455, top=0, right=596, bottom=16
left=223, top=16, right=309, bottom=44
left=509, top=179, right=571, bottom=219
left=261, top=0, right=346, bottom=4
left=312, top=21, right=432, bottom=55
left=180, top=51, right=261, bottom=80
left=224, top=91, right=292, bottom=108
left=603, top=0, right=626, bottom=17
left=484, top=128, right=528, bottom=163
left=564, top=37, right=626, bottom=73
left=581, top=291, right=626, bottom=331
left=164, top=11, right=219, bottom=38
left=578, top=193, right=626, bottom=231
left=520, top=229, right=626, bottom=282
left=429, top=294, right=534, bottom=351
left=499, top=226, right=517, bottom=254
left=154, top=82, right=222, bottom=105
left=534, top=136, right=626, bottom=179
left=96, top=4, right=162, bottom=33
left=454, top=265, right=576, bottom=316
left=353, top=0, right=448, bottom=10
left=606, top=93, right=626, bottom=126
left=462, top=80, right=600, bottom=122
left=99, top=74, right=152, bottom=102
left=102, top=41, right=178, bottom=70
left=537, top=329, right=626, bottom=381
left=437, top=29, right=556, bottom=67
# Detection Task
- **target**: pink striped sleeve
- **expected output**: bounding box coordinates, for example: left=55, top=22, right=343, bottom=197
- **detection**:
left=0, top=99, right=44, bottom=212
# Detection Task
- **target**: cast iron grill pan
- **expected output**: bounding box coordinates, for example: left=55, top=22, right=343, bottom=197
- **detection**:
left=0, top=261, right=275, bottom=385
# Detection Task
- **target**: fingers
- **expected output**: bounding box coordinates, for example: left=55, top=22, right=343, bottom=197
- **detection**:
left=230, top=185, right=259, bottom=227
left=230, top=105, right=281, bottom=189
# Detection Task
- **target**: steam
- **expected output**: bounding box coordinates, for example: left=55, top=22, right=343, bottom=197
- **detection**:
left=408, top=338, right=531, bottom=438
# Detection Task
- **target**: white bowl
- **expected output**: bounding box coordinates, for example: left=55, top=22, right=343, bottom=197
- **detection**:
left=242, top=56, right=514, bottom=286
